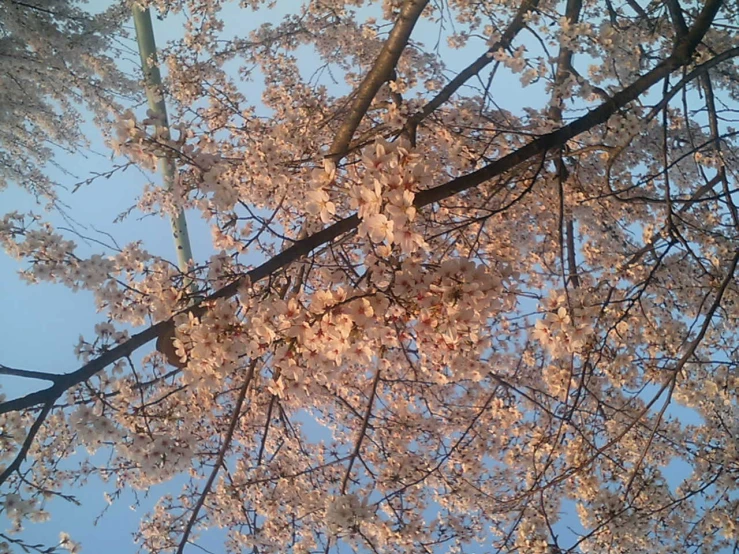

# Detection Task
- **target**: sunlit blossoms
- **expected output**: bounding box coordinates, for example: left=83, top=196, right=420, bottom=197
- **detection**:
left=2, top=0, right=739, bottom=553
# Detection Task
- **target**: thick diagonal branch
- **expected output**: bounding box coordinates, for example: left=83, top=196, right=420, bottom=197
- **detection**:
left=328, top=0, right=429, bottom=158
left=418, top=0, right=723, bottom=207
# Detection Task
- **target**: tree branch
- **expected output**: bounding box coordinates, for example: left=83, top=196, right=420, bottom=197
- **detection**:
left=328, top=0, right=429, bottom=158
left=416, top=0, right=725, bottom=207
left=0, top=401, right=53, bottom=485
left=176, top=359, right=257, bottom=554
left=0, top=364, right=62, bottom=383
left=623, top=249, right=739, bottom=497
left=406, top=0, right=539, bottom=139
left=340, top=369, right=381, bottom=494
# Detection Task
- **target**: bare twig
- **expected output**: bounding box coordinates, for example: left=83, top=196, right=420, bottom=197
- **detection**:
left=623, top=250, right=739, bottom=497
left=405, top=0, right=540, bottom=141
left=0, top=401, right=53, bottom=484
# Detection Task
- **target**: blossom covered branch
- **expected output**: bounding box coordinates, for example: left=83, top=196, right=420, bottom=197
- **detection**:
left=3, top=0, right=739, bottom=552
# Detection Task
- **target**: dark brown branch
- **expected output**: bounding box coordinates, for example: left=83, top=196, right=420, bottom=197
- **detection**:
left=624, top=0, right=651, bottom=24
left=607, top=45, right=739, bottom=172
left=623, top=250, right=739, bottom=497
left=328, top=0, right=429, bottom=158
left=0, top=214, right=362, bottom=417
left=664, top=0, right=689, bottom=40
left=405, top=0, right=539, bottom=139
left=417, top=0, right=725, bottom=207
left=672, top=0, right=722, bottom=59
left=515, top=250, right=739, bottom=502
left=0, top=318, right=176, bottom=416
left=548, top=0, right=582, bottom=290
left=256, top=395, right=276, bottom=466
left=0, top=401, right=53, bottom=485
left=340, top=369, right=381, bottom=494
left=0, top=364, right=62, bottom=383
left=700, top=72, right=739, bottom=229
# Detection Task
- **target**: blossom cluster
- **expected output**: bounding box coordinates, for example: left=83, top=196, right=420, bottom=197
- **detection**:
left=306, top=138, right=430, bottom=255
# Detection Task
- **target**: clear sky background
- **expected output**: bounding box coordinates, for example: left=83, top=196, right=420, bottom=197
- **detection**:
left=0, top=2, right=688, bottom=553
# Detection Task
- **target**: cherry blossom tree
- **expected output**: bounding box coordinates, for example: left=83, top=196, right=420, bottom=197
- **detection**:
left=0, top=0, right=133, bottom=203
left=2, top=0, right=739, bottom=552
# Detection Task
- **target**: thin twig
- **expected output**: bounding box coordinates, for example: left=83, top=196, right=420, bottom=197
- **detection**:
left=340, top=370, right=381, bottom=494
left=0, top=401, right=53, bottom=484
left=622, top=250, right=739, bottom=497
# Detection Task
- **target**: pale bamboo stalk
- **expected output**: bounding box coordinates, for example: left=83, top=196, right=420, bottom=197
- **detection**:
left=132, top=6, right=194, bottom=272
left=133, top=6, right=195, bottom=367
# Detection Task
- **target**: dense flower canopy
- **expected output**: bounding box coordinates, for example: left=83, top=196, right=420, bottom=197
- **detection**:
left=2, top=0, right=739, bottom=553
left=0, top=0, right=133, bottom=203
